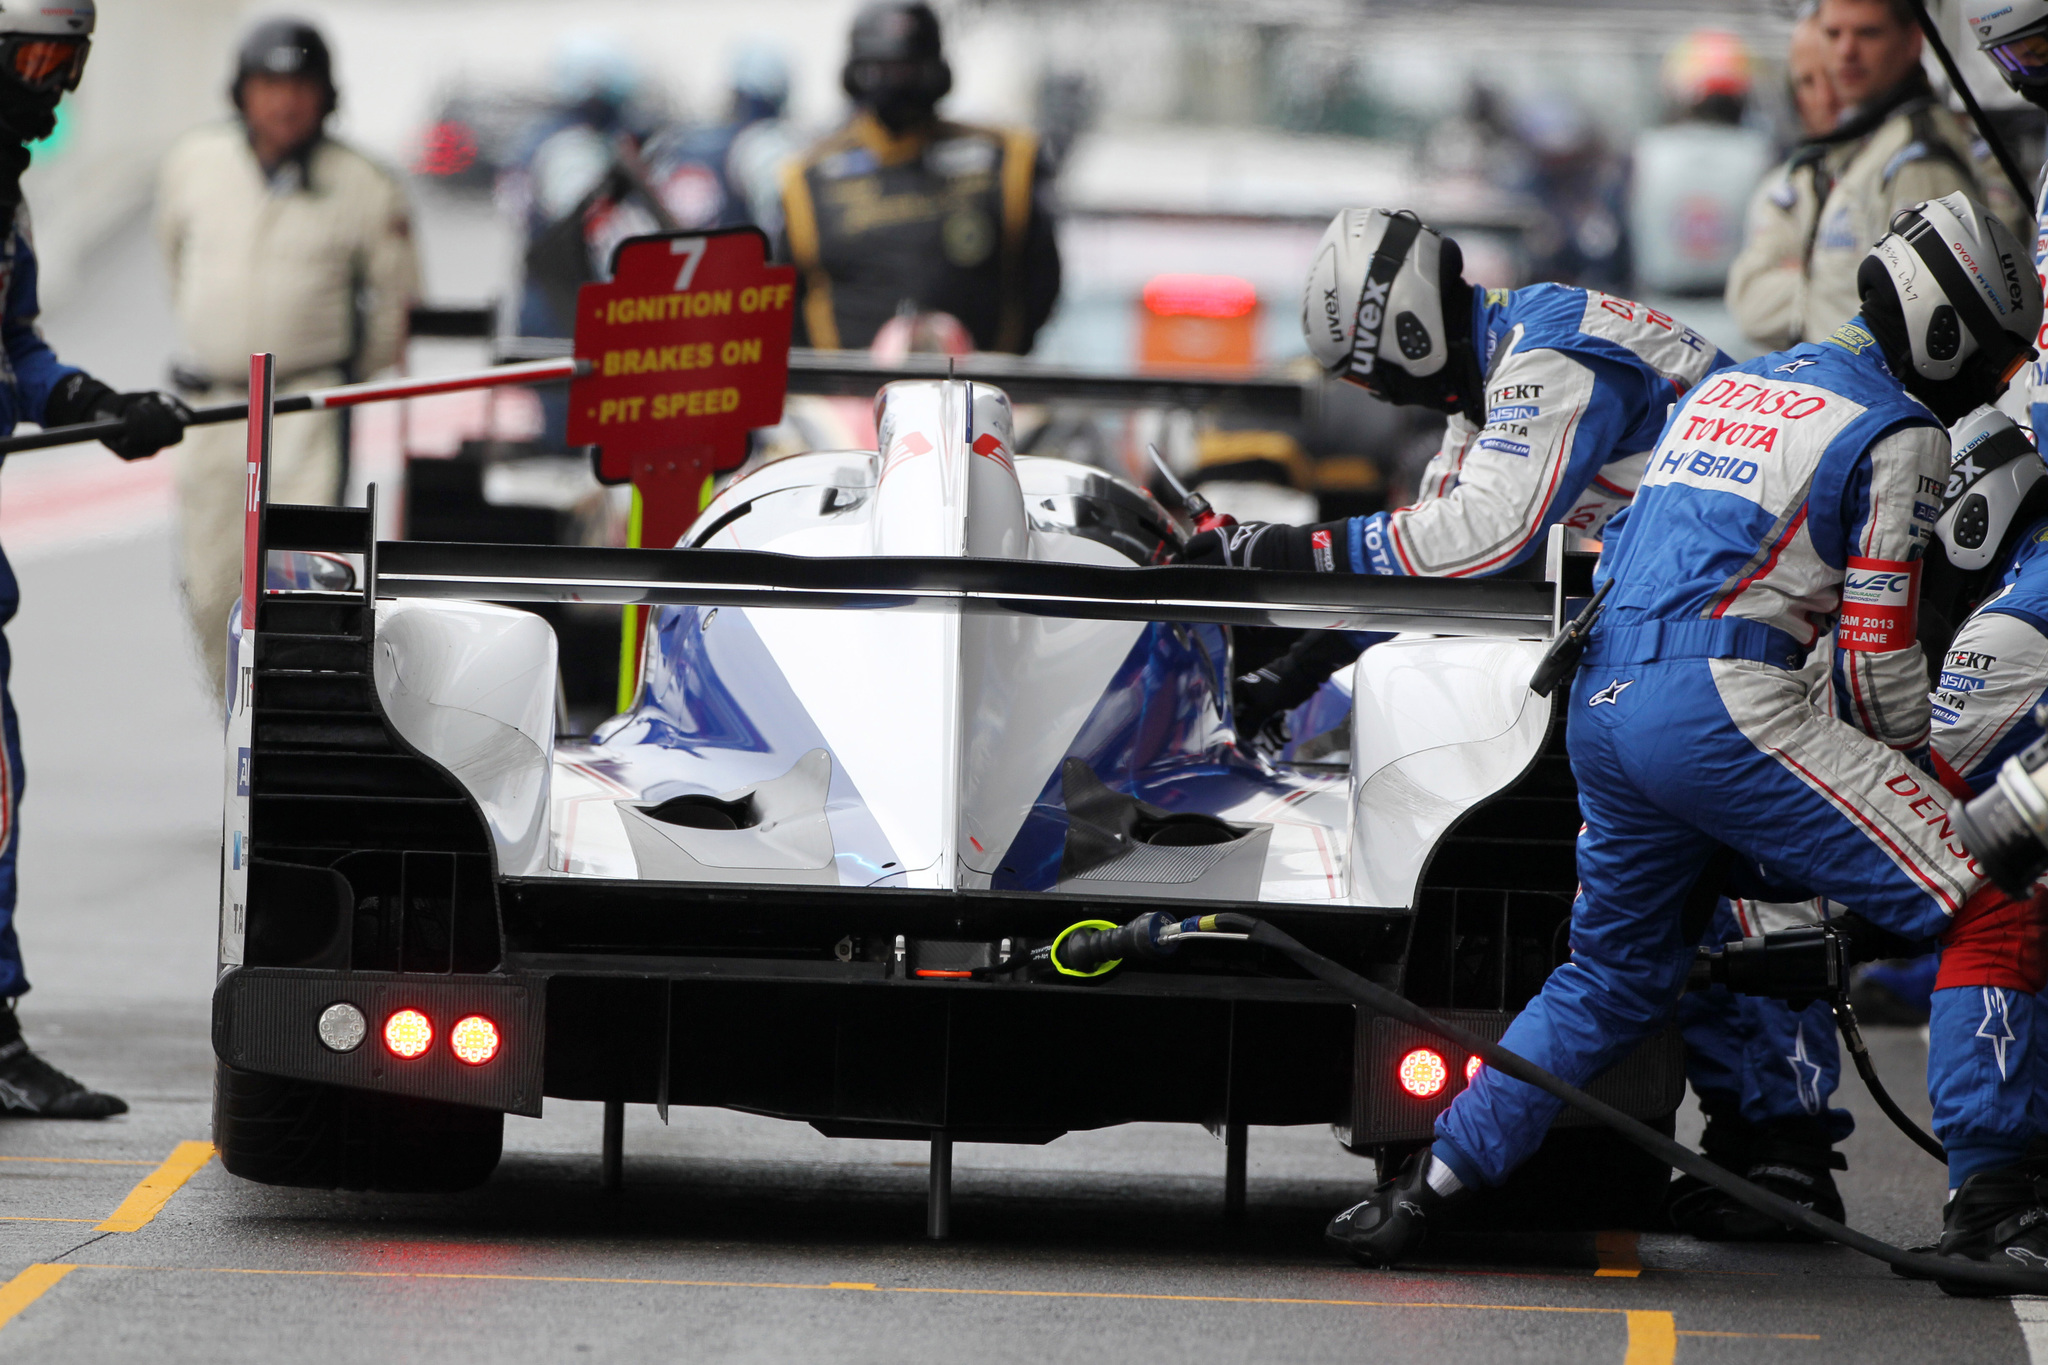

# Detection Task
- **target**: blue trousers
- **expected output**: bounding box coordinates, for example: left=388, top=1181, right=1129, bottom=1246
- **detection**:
left=1929, top=984, right=2048, bottom=1186
left=1434, top=655, right=1960, bottom=1188
left=0, top=543, right=25, bottom=998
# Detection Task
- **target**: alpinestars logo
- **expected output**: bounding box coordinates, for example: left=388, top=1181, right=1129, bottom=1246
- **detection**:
left=1785, top=1026, right=1825, bottom=1114
left=1978, top=987, right=2017, bottom=1078
left=1311, top=528, right=1335, bottom=572
left=1774, top=359, right=1817, bottom=374
left=1587, top=678, right=1633, bottom=706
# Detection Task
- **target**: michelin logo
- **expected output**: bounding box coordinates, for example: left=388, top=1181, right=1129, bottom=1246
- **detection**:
left=1477, top=436, right=1531, bottom=458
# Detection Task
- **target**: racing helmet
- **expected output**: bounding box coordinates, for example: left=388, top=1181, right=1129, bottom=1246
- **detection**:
left=231, top=18, right=335, bottom=115
left=1302, top=207, right=1475, bottom=414
left=0, top=1, right=93, bottom=97
left=1858, top=193, right=2040, bottom=390
left=1969, top=0, right=2048, bottom=95
left=1937, top=407, right=2047, bottom=570
left=843, top=1, right=951, bottom=129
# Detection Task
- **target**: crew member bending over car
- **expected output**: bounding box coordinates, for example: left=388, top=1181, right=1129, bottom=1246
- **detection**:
left=1189, top=205, right=1732, bottom=734
left=0, top=1, right=189, bottom=1117
left=1326, top=193, right=2048, bottom=1287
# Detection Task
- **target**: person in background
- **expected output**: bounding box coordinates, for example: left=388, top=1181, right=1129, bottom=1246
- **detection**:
left=778, top=1, right=1060, bottom=353
left=1629, top=30, right=1775, bottom=300
left=631, top=44, right=800, bottom=240
left=1731, top=0, right=2019, bottom=350
left=0, top=0, right=189, bottom=1118
left=157, top=18, right=417, bottom=691
left=1726, top=10, right=1843, bottom=352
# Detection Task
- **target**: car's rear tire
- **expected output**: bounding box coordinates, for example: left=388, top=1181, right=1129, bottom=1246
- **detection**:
left=212, top=1063, right=503, bottom=1192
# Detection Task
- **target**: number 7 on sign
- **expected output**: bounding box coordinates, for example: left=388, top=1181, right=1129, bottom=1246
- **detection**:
left=671, top=237, right=707, bottom=291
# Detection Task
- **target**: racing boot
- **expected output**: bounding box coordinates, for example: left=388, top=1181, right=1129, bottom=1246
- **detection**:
left=1669, top=1116, right=1843, bottom=1242
left=1665, top=1101, right=1754, bottom=1234
left=0, top=1005, right=126, bottom=1119
left=1325, top=1149, right=1471, bottom=1268
left=1931, top=1158, right=2048, bottom=1298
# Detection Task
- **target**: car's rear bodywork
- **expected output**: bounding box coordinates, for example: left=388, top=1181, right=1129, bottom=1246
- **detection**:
left=212, top=378, right=1680, bottom=1201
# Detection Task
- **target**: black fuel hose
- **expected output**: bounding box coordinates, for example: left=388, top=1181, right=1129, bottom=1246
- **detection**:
left=1832, top=996, right=1947, bottom=1163
left=1082, top=912, right=2048, bottom=1295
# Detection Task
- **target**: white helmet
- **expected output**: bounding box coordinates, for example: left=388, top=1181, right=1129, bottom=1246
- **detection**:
left=0, top=1, right=93, bottom=95
left=1861, top=193, right=2040, bottom=388
left=1938, top=407, right=2048, bottom=570
left=0, top=2, right=92, bottom=36
left=1302, top=207, right=1476, bottom=413
left=1969, top=0, right=2048, bottom=91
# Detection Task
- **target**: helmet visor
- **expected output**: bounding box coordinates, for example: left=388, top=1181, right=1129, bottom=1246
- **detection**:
left=1987, top=31, right=2048, bottom=87
left=4, top=38, right=89, bottom=94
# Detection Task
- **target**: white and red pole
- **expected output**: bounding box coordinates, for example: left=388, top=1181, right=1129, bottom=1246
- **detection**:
left=0, top=356, right=586, bottom=457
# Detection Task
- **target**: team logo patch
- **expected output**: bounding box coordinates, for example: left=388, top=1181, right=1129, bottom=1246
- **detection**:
left=1311, top=528, right=1335, bottom=572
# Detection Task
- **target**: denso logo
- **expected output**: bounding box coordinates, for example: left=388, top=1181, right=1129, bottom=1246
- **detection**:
left=1692, top=376, right=1828, bottom=420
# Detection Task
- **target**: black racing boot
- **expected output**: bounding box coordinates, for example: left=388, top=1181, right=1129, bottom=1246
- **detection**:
left=1932, top=1161, right=2048, bottom=1298
left=1670, top=1116, right=1843, bottom=1242
left=1325, top=1149, right=1470, bottom=1268
left=1666, top=1102, right=1755, bottom=1234
left=0, top=1005, right=126, bottom=1119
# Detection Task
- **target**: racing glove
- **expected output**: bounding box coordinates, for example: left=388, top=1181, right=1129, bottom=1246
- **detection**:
left=43, top=374, right=193, bottom=461
left=1183, top=519, right=1352, bottom=572
left=1233, top=631, right=1372, bottom=739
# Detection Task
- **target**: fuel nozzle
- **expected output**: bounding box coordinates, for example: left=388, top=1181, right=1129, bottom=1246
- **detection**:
left=1038, top=911, right=1180, bottom=977
left=1695, top=925, right=1847, bottom=1007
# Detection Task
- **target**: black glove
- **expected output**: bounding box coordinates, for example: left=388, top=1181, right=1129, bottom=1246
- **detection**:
left=43, top=374, right=192, bottom=461
left=1232, top=631, right=1371, bottom=739
left=1183, top=519, right=1351, bottom=571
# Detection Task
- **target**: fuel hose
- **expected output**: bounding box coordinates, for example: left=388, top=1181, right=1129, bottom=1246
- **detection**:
left=1053, top=911, right=2048, bottom=1295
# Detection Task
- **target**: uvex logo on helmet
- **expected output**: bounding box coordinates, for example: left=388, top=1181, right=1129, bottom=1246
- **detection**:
left=1350, top=276, right=1390, bottom=374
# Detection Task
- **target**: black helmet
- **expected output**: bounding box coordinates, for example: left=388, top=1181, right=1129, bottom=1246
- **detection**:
left=231, top=18, right=335, bottom=116
left=842, top=1, right=950, bottom=131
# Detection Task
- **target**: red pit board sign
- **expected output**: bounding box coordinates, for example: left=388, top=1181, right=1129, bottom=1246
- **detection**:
left=567, top=227, right=795, bottom=548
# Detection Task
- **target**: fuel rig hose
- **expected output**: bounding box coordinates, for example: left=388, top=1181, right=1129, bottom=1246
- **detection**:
left=1052, top=911, right=2046, bottom=1295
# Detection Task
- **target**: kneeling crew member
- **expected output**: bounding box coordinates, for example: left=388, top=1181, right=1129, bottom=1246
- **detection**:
left=1326, top=193, right=2048, bottom=1279
left=0, top=0, right=188, bottom=1117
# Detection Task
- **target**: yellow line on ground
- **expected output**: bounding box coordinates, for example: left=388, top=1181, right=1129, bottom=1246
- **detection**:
left=58, top=1261, right=1661, bottom=1319
left=0, top=1264, right=72, bottom=1331
left=1625, top=1310, right=1677, bottom=1365
left=94, top=1142, right=214, bottom=1233
left=0, top=1156, right=155, bottom=1166
left=1594, top=1230, right=1642, bottom=1278
left=1677, top=1330, right=1823, bottom=1340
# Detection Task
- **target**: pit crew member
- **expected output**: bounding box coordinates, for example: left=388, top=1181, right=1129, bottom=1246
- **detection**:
left=1187, top=205, right=1732, bottom=734
left=0, top=0, right=189, bottom=1117
left=1324, top=193, right=2048, bottom=1280
left=777, top=1, right=1060, bottom=354
left=157, top=18, right=417, bottom=691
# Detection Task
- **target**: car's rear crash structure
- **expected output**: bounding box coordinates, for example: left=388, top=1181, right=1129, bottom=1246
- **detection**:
left=212, top=379, right=1682, bottom=1225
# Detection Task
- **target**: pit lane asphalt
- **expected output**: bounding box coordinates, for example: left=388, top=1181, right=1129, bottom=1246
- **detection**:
left=0, top=534, right=2034, bottom=1364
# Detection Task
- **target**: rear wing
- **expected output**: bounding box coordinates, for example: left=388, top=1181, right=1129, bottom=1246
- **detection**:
left=260, top=501, right=1597, bottom=639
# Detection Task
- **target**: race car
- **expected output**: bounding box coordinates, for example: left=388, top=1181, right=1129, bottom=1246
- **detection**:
left=209, top=376, right=1682, bottom=1227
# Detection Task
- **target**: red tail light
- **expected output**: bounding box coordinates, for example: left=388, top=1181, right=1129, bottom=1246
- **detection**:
left=383, top=1009, right=433, bottom=1059
left=449, top=1014, right=501, bottom=1066
left=1465, top=1055, right=1483, bottom=1084
left=1397, top=1048, right=1448, bottom=1098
